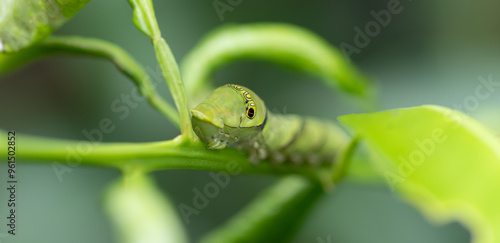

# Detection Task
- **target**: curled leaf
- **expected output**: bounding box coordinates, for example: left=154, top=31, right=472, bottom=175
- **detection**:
left=181, top=23, right=374, bottom=106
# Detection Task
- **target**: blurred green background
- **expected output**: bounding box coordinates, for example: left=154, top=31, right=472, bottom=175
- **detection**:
left=2, top=0, right=500, bottom=242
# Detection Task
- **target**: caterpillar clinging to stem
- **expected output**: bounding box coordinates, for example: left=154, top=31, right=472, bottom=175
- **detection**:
left=191, top=84, right=348, bottom=165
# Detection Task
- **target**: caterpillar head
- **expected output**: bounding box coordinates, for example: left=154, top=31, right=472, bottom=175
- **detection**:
left=191, top=84, right=267, bottom=149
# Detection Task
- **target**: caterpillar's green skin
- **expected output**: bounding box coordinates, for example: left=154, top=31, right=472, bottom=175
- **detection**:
left=191, top=84, right=347, bottom=165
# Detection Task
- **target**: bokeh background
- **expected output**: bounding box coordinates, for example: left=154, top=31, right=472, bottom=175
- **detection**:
left=2, top=0, right=500, bottom=242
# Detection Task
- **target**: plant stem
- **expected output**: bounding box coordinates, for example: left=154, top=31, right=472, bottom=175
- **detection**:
left=332, top=135, right=360, bottom=183
left=0, top=129, right=381, bottom=183
left=200, top=175, right=323, bottom=243
left=128, top=0, right=194, bottom=140
left=11, top=130, right=330, bottom=181
left=0, top=36, right=180, bottom=126
left=153, top=38, right=193, bottom=139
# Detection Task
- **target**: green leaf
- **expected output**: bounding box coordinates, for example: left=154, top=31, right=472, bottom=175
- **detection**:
left=105, top=172, right=189, bottom=243
left=199, top=175, right=324, bottom=243
left=339, top=105, right=500, bottom=243
left=0, top=0, right=90, bottom=53
left=181, top=23, right=375, bottom=107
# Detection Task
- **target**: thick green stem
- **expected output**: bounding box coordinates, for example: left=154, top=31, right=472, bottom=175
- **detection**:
left=1, top=129, right=381, bottom=183
left=8, top=130, right=331, bottom=181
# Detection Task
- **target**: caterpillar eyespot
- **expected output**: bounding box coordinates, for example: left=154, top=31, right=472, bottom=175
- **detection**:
left=247, top=107, right=255, bottom=119
left=191, top=84, right=346, bottom=165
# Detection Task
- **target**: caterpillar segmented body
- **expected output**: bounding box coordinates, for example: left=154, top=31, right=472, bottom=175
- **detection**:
left=191, top=84, right=347, bottom=165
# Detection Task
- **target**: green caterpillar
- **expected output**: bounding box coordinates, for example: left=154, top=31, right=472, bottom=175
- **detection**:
left=191, top=84, right=347, bottom=165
